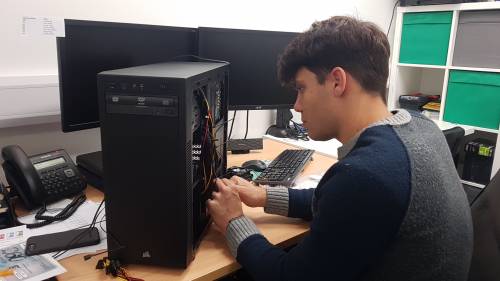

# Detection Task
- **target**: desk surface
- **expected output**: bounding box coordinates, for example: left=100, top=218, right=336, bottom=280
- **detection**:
left=263, top=119, right=474, bottom=158
left=263, top=134, right=342, bottom=158
left=57, top=139, right=336, bottom=281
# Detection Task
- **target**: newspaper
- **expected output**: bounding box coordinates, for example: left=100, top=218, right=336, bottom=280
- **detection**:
left=0, top=243, right=65, bottom=281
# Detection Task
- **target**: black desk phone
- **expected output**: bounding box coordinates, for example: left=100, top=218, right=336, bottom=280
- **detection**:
left=1, top=145, right=86, bottom=210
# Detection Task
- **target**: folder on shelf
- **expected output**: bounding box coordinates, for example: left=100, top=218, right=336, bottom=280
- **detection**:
left=422, top=101, right=441, bottom=111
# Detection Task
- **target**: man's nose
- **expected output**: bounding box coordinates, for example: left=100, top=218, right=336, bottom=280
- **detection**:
left=293, top=96, right=302, bottom=113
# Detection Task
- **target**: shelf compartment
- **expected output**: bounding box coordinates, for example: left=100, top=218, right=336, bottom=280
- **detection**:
left=453, top=10, right=500, bottom=69
left=399, top=11, right=453, bottom=66
left=444, top=70, right=500, bottom=130
left=390, top=66, right=445, bottom=110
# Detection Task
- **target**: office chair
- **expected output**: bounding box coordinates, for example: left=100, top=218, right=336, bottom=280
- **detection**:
left=443, top=126, right=465, bottom=167
left=468, top=169, right=500, bottom=281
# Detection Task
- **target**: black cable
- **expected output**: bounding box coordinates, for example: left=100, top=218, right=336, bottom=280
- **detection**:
left=289, top=120, right=309, bottom=141
left=73, top=218, right=106, bottom=231
left=213, top=118, right=233, bottom=136
left=244, top=110, right=249, bottom=139
left=98, top=213, right=107, bottom=234
left=387, top=0, right=400, bottom=36
left=52, top=199, right=105, bottom=259
left=82, top=215, right=113, bottom=261
left=22, top=194, right=87, bottom=229
left=84, top=250, right=108, bottom=260
left=228, top=111, right=237, bottom=140
left=83, top=244, right=126, bottom=261
left=34, top=195, right=85, bottom=221
left=197, top=86, right=221, bottom=193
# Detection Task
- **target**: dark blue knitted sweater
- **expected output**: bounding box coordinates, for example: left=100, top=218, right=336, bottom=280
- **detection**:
left=226, top=110, right=472, bottom=281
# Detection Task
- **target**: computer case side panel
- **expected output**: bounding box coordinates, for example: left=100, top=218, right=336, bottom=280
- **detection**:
left=188, top=68, right=229, bottom=249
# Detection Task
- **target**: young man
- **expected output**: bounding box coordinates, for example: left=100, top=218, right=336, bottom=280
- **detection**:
left=207, top=16, right=472, bottom=281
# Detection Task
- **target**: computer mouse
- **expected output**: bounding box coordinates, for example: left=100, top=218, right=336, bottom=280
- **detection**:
left=241, top=160, right=267, bottom=172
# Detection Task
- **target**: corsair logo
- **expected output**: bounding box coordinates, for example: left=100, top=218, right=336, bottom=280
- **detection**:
left=142, top=251, right=151, bottom=258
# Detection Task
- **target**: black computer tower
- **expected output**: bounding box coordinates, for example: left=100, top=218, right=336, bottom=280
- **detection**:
left=97, top=61, right=229, bottom=267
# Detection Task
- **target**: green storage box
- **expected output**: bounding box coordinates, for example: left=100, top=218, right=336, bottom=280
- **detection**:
left=399, top=11, right=453, bottom=65
left=444, top=70, right=500, bottom=130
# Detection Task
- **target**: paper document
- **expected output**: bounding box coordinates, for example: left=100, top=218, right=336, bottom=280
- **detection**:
left=0, top=242, right=65, bottom=281
left=0, top=226, right=29, bottom=248
left=0, top=226, right=65, bottom=281
left=292, top=175, right=321, bottom=190
left=19, top=200, right=107, bottom=260
left=21, top=16, right=65, bottom=37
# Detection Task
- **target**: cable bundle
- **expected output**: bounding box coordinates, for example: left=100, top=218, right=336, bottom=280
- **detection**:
left=95, top=257, right=144, bottom=281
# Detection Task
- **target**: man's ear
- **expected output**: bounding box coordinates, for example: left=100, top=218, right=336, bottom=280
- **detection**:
left=328, top=67, right=347, bottom=97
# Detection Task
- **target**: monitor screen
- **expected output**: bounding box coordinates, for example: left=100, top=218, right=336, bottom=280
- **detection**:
left=198, top=27, right=298, bottom=110
left=57, top=20, right=197, bottom=132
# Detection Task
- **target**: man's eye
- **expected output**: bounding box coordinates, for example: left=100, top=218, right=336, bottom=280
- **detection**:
left=295, top=87, right=305, bottom=93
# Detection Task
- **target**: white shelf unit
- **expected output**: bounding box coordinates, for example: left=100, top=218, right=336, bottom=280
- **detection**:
left=388, top=2, right=500, bottom=180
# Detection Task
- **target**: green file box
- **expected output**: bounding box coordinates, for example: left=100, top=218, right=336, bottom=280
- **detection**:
left=444, top=70, right=500, bottom=130
left=399, top=11, right=453, bottom=65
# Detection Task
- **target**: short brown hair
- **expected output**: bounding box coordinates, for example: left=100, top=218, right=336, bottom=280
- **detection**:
left=277, top=16, right=390, bottom=102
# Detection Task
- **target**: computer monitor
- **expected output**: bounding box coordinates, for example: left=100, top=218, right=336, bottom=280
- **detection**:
left=197, top=28, right=298, bottom=137
left=198, top=27, right=298, bottom=110
left=57, top=19, right=197, bottom=132
left=57, top=20, right=197, bottom=188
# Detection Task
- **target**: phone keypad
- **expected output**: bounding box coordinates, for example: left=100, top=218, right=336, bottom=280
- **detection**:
left=40, top=168, right=85, bottom=196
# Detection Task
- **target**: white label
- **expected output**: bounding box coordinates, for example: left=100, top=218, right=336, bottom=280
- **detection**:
left=22, top=16, right=65, bottom=37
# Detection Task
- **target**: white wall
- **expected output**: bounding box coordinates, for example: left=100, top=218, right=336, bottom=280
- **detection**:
left=1, top=0, right=396, bottom=76
left=0, top=0, right=397, bottom=182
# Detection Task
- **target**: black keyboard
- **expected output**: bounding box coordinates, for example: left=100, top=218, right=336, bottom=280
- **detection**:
left=254, top=149, right=314, bottom=186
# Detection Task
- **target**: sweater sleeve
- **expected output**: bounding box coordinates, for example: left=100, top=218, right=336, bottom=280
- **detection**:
left=264, top=186, right=315, bottom=220
left=231, top=166, right=409, bottom=281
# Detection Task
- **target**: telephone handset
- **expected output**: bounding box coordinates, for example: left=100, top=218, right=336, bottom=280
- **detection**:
left=1, top=145, right=86, bottom=210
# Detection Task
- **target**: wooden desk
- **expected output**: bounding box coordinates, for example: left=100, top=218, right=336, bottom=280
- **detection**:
left=58, top=139, right=337, bottom=281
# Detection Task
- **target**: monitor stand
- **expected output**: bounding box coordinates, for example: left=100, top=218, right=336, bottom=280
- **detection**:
left=266, top=109, right=293, bottom=138
left=75, top=151, right=104, bottom=191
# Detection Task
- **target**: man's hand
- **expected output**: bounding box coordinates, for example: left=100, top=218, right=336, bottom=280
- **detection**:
left=207, top=178, right=244, bottom=234
left=222, top=176, right=267, bottom=208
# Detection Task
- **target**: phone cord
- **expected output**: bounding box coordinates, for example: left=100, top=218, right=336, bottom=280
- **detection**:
left=24, top=193, right=87, bottom=229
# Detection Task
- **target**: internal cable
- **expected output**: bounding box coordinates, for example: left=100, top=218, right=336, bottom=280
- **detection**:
left=199, top=87, right=218, bottom=193
left=213, top=118, right=233, bottom=136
